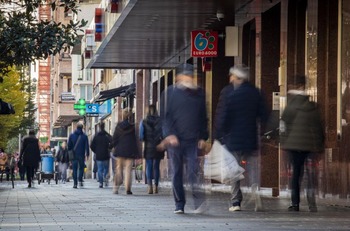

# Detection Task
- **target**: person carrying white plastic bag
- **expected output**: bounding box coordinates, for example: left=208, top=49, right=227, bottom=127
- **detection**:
left=204, top=140, right=244, bottom=184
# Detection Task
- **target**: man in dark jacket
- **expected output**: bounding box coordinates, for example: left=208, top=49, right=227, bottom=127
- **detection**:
left=280, top=75, right=324, bottom=212
left=111, top=110, right=139, bottom=194
left=20, top=130, right=40, bottom=188
left=68, top=122, right=89, bottom=188
left=91, top=122, right=112, bottom=188
left=214, top=64, right=267, bottom=212
left=160, top=63, right=209, bottom=214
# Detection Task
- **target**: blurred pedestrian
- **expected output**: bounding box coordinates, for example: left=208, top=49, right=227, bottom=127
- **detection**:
left=214, top=64, right=268, bottom=212
left=280, top=75, right=324, bottom=212
left=140, top=104, right=164, bottom=194
left=111, top=109, right=139, bottom=194
left=159, top=63, right=208, bottom=214
left=91, top=122, right=112, bottom=188
left=56, top=141, right=69, bottom=183
left=68, top=122, right=90, bottom=189
left=19, top=130, right=41, bottom=188
left=15, top=152, right=25, bottom=180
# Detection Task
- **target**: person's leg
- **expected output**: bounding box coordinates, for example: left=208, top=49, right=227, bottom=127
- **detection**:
left=72, top=160, right=78, bottom=187
left=26, top=166, right=33, bottom=187
left=146, top=158, right=153, bottom=193
left=78, top=157, right=85, bottom=185
left=289, top=151, right=307, bottom=209
left=184, top=142, right=205, bottom=210
left=244, top=151, right=262, bottom=211
left=230, top=151, right=243, bottom=210
left=153, top=159, right=161, bottom=193
left=124, top=158, right=133, bottom=193
left=114, top=157, right=123, bottom=193
left=169, top=146, right=185, bottom=212
left=96, top=160, right=104, bottom=187
left=61, top=163, right=68, bottom=182
left=103, top=160, right=109, bottom=186
left=306, top=152, right=317, bottom=211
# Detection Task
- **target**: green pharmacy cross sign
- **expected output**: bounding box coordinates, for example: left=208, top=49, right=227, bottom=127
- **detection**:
left=74, top=99, right=86, bottom=116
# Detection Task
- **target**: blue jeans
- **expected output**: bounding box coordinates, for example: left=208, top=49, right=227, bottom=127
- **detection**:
left=146, top=158, right=161, bottom=186
left=97, top=160, right=109, bottom=185
left=72, top=156, right=85, bottom=185
left=168, top=141, right=205, bottom=210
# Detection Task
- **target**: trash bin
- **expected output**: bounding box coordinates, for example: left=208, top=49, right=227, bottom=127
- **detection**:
left=41, top=154, right=54, bottom=174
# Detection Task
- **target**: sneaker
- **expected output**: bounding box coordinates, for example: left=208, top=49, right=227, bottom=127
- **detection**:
left=229, top=202, right=241, bottom=212
left=229, top=205, right=241, bottom=212
left=194, top=202, right=207, bottom=214
left=288, top=205, right=299, bottom=211
left=174, top=209, right=184, bottom=214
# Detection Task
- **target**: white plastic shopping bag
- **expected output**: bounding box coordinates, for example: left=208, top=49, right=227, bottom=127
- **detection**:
left=204, top=140, right=245, bottom=184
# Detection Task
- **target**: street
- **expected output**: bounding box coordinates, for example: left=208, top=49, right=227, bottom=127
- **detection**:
left=1, top=179, right=350, bottom=231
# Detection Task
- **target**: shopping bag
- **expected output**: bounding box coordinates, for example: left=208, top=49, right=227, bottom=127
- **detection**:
left=68, top=150, right=75, bottom=161
left=204, top=140, right=245, bottom=184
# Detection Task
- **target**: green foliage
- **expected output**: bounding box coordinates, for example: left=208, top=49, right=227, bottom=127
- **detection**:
left=0, top=67, right=27, bottom=148
left=0, top=0, right=87, bottom=79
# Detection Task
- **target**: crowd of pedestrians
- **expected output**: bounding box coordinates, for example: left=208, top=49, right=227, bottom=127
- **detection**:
left=1, top=64, right=324, bottom=216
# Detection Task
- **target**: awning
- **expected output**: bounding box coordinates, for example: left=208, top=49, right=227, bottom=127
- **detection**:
left=54, top=115, right=82, bottom=127
left=87, top=0, right=235, bottom=69
left=95, top=84, right=135, bottom=103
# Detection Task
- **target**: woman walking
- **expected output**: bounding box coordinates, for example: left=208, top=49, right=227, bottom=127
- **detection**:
left=140, top=105, right=164, bottom=194
left=56, top=142, right=69, bottom=183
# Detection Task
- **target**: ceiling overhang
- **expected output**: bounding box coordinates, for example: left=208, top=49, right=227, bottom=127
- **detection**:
left=54, top=115, right=82, bottom=127
left=94, top=83, right=135, bottom=103
left=87, top=0, right=227, bottom=69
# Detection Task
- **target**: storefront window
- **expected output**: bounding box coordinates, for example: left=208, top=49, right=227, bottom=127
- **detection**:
left=341, top=1, right=350, bottom=128
left=306, top=0, right=318, bottom=102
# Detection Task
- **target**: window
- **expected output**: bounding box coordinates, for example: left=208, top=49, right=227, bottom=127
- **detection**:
left=80, top=85, right=93, bottom=101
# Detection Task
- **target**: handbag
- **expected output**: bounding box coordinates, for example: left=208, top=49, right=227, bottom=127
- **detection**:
left=204, top=140, right=245, bottom=184
left=68, top=135, right=81, bottom=161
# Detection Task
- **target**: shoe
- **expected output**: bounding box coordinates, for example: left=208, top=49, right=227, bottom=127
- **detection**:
left=104, top=179, right=109, bottom=187
left=126, top=191, right=133, bottom=195
left=99, top=185, right=103, bottom=188
left=73, top=185, right=77, bottom=189
left=28, top=183, right=32, bottom=188
left=79, top=182, right=83, bottom=187
left=309, top=206, right=318, bottom=212
left=194, top=201, right=207, bottom=214
left=288, top=205, right=299, bottom=211
left=229, top=202, right=241, bottom=212
left=154, top=185, right=158, bottom=194
left=148, top=185, right=153, bottom=194
left=174, top=209, right=184, bottom=214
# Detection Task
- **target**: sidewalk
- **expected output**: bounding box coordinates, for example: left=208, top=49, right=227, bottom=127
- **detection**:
left=1, top=179, right=350, bottom=231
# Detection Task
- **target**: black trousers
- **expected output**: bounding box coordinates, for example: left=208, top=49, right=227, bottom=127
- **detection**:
left=289, top=150, right=317, bottom=207
left=25, top=166, right=35, bottom=184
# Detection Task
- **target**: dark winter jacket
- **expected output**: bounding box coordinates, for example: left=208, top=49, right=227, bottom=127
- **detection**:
left=160, top=84, right=208, bottom=142
left=56, top=147, right=69, bottom=163
left=20, top=135, right=41, bottom=167
left=214, top=82, right=268, bottom=152
left=112, top=120, right=139, bottom=159
left=90, top=130, right=112, bottom=161
left=141, top=115, right=164, bottom=159
left=67, top=128, right=89, bottom=159
left=280, top=93, right=324, bottom=152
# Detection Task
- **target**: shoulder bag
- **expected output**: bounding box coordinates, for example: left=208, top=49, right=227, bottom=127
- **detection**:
left=68, top=135, right=81, bottom=161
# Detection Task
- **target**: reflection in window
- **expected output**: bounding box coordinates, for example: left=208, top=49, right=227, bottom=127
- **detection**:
left=341, top=3, right=350, bottom=126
